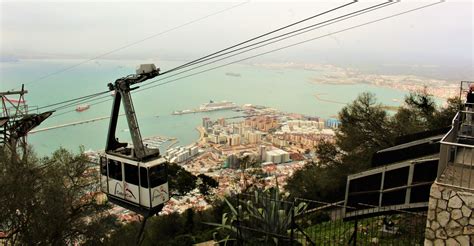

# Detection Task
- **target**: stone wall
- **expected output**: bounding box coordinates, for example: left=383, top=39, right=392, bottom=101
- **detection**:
left=425, top=182, right=474, bottom=246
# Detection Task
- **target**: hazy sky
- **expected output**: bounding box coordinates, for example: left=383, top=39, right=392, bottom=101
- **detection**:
left=1, top=0, right=472, bottom=77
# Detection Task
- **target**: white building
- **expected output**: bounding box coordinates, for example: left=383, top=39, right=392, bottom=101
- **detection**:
left=265, top=149, right=290, bottom=164
left=166, top=145, right=200, bottom=163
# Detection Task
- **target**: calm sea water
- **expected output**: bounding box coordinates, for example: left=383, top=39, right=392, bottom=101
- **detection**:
left=1, top=59, right=410, bottom=156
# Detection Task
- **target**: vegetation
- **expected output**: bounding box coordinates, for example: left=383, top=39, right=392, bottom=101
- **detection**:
left=286, top=90, right=461, bottom=202
left=208, top=187, right=307, bottom=245
left=0, top=147, right=117, bottom=245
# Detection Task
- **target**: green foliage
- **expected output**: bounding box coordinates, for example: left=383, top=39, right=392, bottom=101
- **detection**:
left=286, top=91, right=461, bottom=202
left=207, top=187, right=307, bottom=245
left=198, top=174, right=219, bottom=195
left=0, top=147, right=116, bottom=245
left=105, top=207, right=222, bottom=246
left=167, top=163, right=197, bottom=196
left=337, top=92, right=395, bottom=160
left=392, top=89, right=461, bottom=135
left=285, top=161, right=347, bottom=202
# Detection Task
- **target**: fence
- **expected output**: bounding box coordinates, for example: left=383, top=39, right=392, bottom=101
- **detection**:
left=230, top=193, right=427, bottom=245
left=438, top=110, right=474, bottom=190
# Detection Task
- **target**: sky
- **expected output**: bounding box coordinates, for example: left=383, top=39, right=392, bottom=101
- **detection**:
left=0, top=0, right=473, bottom=79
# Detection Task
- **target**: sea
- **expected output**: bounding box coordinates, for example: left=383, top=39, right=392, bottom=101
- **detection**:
left=1, top=59, right=414, bottom=157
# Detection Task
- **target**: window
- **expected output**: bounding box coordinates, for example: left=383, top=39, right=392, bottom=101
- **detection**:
left=140, top=167, right=149, bottom=188
left=100, top=157, right=107, bottom=175
left=124, top=163, right=139, bottom=186
left=108, top=159, right=122, bottom=181
left=148, top=165, right=167, bottom=188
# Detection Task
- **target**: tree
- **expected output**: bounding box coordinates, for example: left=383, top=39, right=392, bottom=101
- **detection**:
left=314, top=139, right=341, bottom=167
left=392, top=89, right=461, bottom=136
left=167, top=163, right=197, bottom=196
left=432, top=96, right=463, bottom=129
left=286, top=91, right=462, bottom=203
left=0, top=147, right=116, bottom=245
left=197, top=174, right=219, bottom=196
left=337, top=92, right=394, bottom=166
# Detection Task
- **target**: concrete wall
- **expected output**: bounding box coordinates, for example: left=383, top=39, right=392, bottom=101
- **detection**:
left=425, top=182, right=474, bottom=246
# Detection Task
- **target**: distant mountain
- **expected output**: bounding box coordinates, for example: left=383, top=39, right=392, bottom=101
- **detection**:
left=0, top=55, right=20, bottom=63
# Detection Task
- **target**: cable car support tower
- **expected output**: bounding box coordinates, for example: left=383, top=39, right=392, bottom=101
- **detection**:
left=1, top=85, right=53, bottom=156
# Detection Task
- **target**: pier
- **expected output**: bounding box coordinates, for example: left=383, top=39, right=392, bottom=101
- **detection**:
left=30, top=115, right=118, bottom=134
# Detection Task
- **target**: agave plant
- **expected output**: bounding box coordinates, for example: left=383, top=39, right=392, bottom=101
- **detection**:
left=207, top=186, right=307, bottom=245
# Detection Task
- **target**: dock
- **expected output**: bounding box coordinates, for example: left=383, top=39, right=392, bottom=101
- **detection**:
left=30, top=115, right=120, bottom=133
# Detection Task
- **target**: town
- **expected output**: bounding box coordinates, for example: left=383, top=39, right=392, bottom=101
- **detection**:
left=87, top=103, right=341, bottom=222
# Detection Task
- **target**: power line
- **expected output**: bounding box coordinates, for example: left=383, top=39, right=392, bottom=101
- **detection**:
left=37, top=90, right=110, bottom=110
left=46, top=0, right=391, bottom=113
left=162, top=0, right=357, bottom=75
left=39, top=1, right=358, bottom=112
left=46, top=0, right=444, bottom=120
left=129, top=1, right=447, bottom=96
left=155, top=0, right=394, bottom=79
left=15, top=0, right=250, bottom=90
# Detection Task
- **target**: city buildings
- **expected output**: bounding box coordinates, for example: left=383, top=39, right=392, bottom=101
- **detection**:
left=166, top=145, right=199, bottom=163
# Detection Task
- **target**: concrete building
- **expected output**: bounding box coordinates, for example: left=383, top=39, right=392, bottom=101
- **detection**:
left=208, top=134, right=227, bottom=144
left=202, top=117, right=213, bottom=130
left=265, top=149, right=290, bottom=164
left=217, top=118, right=226, bottom=127
left=226, top=154, right=240, bottom=169
left=166, top=145, right=200, bottom=163
left=325, top=118, right=341, bottom=129
left=227, top=134, right=241, bottom=146
left=246, top=131, right=263, bottom=144
left=271, top=137, right=288, bottom=148
left=258, top=145, right=267, bottom=161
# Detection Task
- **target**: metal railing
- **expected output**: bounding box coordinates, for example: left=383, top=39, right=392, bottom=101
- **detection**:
left=438, top=108, right=474, bottom=190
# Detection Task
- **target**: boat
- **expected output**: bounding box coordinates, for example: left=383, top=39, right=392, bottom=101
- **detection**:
left=76, top=104, right=90, bottom=112
left=199, top=100, right=237, bottom=111
left=172, top=100, right=238, bottom=115
left=225, top=72, right=241, bottom=77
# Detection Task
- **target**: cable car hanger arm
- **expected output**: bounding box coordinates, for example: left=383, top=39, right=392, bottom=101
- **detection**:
left=105, top=64, right=160, bottom=160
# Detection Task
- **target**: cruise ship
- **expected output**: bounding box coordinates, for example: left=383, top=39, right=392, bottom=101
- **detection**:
left=173, top=100, right=237, bottom=115
left=199, top=100, right=237, bottom=111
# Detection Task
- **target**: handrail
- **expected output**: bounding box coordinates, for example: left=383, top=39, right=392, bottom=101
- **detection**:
left=437, top=109, right=474, bottom=189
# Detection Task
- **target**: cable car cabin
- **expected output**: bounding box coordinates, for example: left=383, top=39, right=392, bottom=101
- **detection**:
left=101, top=64, right=169, bottom=216
left=100, top=153, right=169, bottom=215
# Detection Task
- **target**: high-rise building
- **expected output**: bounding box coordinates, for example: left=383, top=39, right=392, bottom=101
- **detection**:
left=202, top=117, right=213, bottom=130
left=226, top=154, right=240, bottom=169
left=258, top=145, right=267, bottom=161
left=227, top=134, right=241, bottom=146
left=247, top=131, right=262, bottom=144
left=217, top=118, right=226, bottom=127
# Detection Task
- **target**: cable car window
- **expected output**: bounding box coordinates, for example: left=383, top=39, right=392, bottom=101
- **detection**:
left=108, top=159, right=122, bottom=181
left=140, top=167, right=149, bottom=188
left=124, top=163, right=139, bottom=186
left=100, top=157, right=107, bottom=175
left=149, top=165, right=167, bottom=188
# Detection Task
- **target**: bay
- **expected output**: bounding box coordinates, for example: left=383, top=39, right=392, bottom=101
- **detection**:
left=1, top=59, right=409, bottom=156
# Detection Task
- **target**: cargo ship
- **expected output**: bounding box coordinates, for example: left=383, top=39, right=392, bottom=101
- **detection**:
left=173, top=100, right=237, bottom=115
left=76, top=104, right=90, bottom=112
